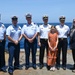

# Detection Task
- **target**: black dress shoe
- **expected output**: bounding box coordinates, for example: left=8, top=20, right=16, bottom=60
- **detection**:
left=33, top=66, right=37, bottom=69
left=25, top=66, right=29, bottom=70
left=56, top=66, right=60, bottom=70
left=63, top=67, right=66, bottom=70
left=47, top=65, right=50, bottom=70
left=8, top=72, right=13, bottom=75
left=0, top=69, right=7, bottom=72
left=39, top=64, right=44, bottom=69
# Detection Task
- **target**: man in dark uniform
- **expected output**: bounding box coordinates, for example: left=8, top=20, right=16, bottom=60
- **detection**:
left=38, top=15, right=51, bottom=69
left=56, top=16, right=70, bottom=70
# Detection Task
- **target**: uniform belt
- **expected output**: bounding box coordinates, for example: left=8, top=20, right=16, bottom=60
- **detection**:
left=59, top=38, right=67, bottom=40
left=41, top=39, right=48, bottom=41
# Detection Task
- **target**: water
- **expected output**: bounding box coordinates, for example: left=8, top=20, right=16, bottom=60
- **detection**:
left=4, top=22, right=72, bottom=49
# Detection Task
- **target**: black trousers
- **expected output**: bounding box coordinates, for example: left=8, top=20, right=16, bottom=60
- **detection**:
left=39, top=39, right=48, bottom=65
left=72, top=49, right=75, bottom=64
left=0, top=40, right=6, bottom=69
left=56, top=38, right=68, bottom=67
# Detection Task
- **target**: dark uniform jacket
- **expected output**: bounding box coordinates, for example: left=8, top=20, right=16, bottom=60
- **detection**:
left=70, top=28, right=75, bottom=49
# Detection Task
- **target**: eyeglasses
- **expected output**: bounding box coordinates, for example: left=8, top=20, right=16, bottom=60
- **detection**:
left=60, top=18, right=65, bottom=19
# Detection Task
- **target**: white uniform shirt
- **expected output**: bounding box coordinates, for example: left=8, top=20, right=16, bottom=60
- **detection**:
left=56, top=25, right=70, bottom=38
left=6, top=25, right=21, bottom=42
left=39, top=24, right=51, bottom=39
left=0, top=23, right=6, bottom=40
left=21, top=23, right=39, bottom=38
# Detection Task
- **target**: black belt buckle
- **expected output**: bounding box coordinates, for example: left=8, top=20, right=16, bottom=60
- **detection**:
left=45, top=39, right=47, bottom=41
left=61, top=38, right=63, bottom=40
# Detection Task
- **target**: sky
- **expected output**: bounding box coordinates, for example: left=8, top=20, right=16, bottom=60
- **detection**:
left=0, top=0, right=75, bottom=23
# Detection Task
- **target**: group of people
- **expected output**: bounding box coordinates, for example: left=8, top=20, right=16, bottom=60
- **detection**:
left=0, top=13, right=75, bottom=75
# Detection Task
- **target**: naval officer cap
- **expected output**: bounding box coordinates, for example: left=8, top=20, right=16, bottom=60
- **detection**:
left=26, top=13, right=32, bottom=18
left=43, top=15, right=48, bottom=19
left=59, top=16, right=65, bottom=20
left=11, top=16, right=18, bottom=20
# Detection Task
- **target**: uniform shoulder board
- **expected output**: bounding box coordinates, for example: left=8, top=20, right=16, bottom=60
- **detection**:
left=31, top=22, right=34, bottom=25
left=18, top=26, right=21, bottom=30
left=48, top=24, right=51, bottom=29
left=24, top=24, right=27, bottom=27
left=40, top=25, right=44, bottom=29
left=2, top=24, right=5, bottom=28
